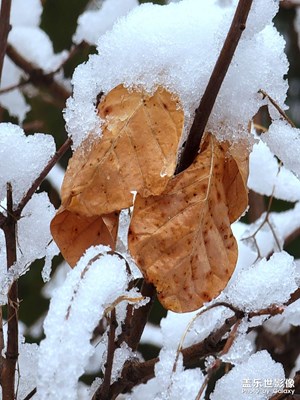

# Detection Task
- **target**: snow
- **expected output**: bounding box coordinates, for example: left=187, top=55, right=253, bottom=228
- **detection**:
left=112, top=342, right=137, bottom=383
left=0, top=58, right=30, bottom=121
left=17, top=340, right=39, bottom=398
left=128, top=349, right=205, bottom=400
left=116, top=209, right=142, bottom=279
left=141, top=323, right=163, bottom=348
left=65, top=0, right=288, bottom=148
left=231, top=203, right=300, bottom=263
left=160, top=306, right=234, bottom=350
left=73, top=0, right=139, bottom=46
left=9, top=0, right=42, bottom=26
left=37, top=245, right=145, bottom=400
left=263, top=119, right=300, bottom=179
left=0, top=123, right=55, bottom=205
left=211, top=351, right=285, bottom=400
left=223, top=252, right=298, bottom=312
left=18, top=193, right=59, bottom=281
left=295, top=8, right=300, bottom=51
left=9, top=27, right=68, bottom=73
left=248, top=138, right=300, bottom=202
left=264, top=298, right=300, bottom=335
left=221, top=320, right=256, bottom=365
left=46, top=163, right=65, bottom=193
left=0, top=0, right=68, bottom=121
left=0, top=193, right=59, bottom=304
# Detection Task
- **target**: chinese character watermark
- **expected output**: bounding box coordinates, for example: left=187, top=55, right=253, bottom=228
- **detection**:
left=242, top=378, right=295, bottom=396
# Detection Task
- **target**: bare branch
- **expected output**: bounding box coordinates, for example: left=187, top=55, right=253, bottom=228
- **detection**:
left=0, top=78, right=30, bottom=95
left=176, top=0, right=254, bottom=173
left=117, top=281, right=156, bottom=351
left=0, top=0, right=12, bottom=84
left=1, top=184, right=18, bottom=400
left=106, top=293, right=300, bottom=398
left=94, top=309, right=118, bottom=400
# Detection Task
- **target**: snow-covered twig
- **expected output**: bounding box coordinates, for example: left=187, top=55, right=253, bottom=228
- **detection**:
left=104, top=298, right=295, bottom=398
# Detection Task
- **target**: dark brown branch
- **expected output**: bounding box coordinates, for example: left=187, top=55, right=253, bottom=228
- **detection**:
left=116, top=281, right=156, bottom=351
left=93, top=281, right=156, bottom=400
left=1, top=184, right=18, bottom=400
left=0, top=308, right=4, bottom=384
left=284, top=228, right=300, bottom=248
left=248, top=190, right=266, bottom=223
left=176, top=0, right=253, bottom=174
left=280, top=0, right=300, bottom=9
left=106, top=314, right=238, bottom=399
left=106, top=295, right=300, bottom=399
left=94, top=309, right=118, bottom=400
left=6, top=44, right=71, bottom=103
left=0, top=0, right=12, bottom=84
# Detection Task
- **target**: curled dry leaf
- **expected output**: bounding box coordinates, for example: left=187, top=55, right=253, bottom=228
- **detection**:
left=50, top=207, right=119, bottom=267
left=61, top=84, right=184, bottom=217
left=128, top=133, right=249, bottom=313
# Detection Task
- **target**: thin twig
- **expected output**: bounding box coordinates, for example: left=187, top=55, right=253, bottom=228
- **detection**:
left=22, top=387, right=37, bottom=400
left=259, top=89, right=296, bottom=128
left=0, top=308, right=4, bottom=384
left=13, top=137, right=72, bottom=221
left=1, top=184, right=18, bottom=400
left=176, top=0, right=254, bottom=173
left=0, top=0, right=12, bottom=84
left=55, top=41, right=89, bottom=73
left=0, top=78, right=30, bottom=94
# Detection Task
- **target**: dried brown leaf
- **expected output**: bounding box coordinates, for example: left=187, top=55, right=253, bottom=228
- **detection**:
left=61, top=84, right=184, bottom=216
left=128, top=133, right=249, bottom=313
left=50, top=207, right=119, bottom=267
